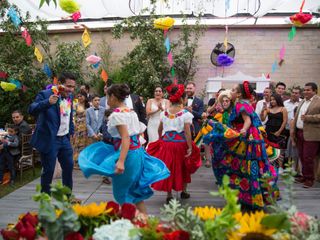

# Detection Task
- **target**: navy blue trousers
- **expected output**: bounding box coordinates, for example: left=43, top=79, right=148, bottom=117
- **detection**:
left=0, top=148, right=16, bottom=182
left=40, top=135, right=73, bottom=194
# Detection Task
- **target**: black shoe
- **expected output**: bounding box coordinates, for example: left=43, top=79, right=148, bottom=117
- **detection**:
left=166, top=197, right=174, bottom=204
left=180, top=191, right=190, bottom=199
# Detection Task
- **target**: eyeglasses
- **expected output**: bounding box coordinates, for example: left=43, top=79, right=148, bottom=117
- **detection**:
left=155, top=90, right=162, bottom=92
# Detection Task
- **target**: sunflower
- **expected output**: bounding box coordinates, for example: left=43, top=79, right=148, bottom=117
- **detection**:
left=193, top=206, right=222, bottom=221
left=72, top=202, right=109, bottom=218
left=228, top=211, right=277, bottom=240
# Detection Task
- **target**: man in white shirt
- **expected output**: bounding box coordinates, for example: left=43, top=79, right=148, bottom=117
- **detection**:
left=284, top=87, right=301, bottom=129
left=255, top=87, right=272, bottom=126
left=284, top=87, right=301, bottom=171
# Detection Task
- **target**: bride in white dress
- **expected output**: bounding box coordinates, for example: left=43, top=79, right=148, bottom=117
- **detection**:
left=146, top=87, right=169, bottom=143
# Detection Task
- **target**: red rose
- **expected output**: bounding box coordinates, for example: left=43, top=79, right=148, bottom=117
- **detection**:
left=22, top=213, right=38, bottom=227
left=121, top=203, right=136, bottom=220
left=106, top=201, right=120, bottom=216
left=19, top=221, right=36, bottom=240
left=240, top=178, right=250, bottom=191
left=65, top=232, right=84, bottom=240
left=164, top=230, right=190, bottom=240
left=1, top=229, right=19, bottom=240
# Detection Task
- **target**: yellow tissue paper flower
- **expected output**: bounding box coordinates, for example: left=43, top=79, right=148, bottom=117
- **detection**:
left=154, top=17, right=175, bottom=30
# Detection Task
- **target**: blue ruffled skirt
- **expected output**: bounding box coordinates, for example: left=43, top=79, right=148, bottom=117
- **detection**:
left=78, top=141, right=170, bottom=204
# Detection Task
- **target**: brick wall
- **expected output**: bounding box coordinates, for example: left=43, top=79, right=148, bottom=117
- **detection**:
left=50, top=27, right=320, bottom=94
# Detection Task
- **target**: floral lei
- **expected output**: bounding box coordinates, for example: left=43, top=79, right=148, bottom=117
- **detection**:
left=51, top=85, right=72, bottom=117
left=113, top=107, right=131, bottom=113
left=164, top=109, right=187, bottom=119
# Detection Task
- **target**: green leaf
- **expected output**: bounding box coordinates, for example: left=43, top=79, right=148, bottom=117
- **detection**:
left=39, top=0, right=46, bottom=8
left=261, top=213, right=291, bottom=231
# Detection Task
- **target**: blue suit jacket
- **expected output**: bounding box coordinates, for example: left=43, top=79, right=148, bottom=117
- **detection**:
left=86, top=106, right=105, bottom=137
left=191, top=96, right=204, bottom=136
left=28, top=89, right=74, bottom=154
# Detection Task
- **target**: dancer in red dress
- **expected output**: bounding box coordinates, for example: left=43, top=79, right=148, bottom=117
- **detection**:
left=147, top=84, right=201, bottom=203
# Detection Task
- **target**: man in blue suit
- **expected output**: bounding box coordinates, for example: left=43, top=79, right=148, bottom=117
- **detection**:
left=29, top=72, right=76, bottom=194
left=185, top=82, right=204, bottom=138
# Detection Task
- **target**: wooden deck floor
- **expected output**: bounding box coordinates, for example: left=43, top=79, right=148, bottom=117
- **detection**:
left=0, top=166, right=320, bottom=229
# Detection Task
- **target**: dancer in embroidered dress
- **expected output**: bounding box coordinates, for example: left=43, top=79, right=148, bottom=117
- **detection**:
left=78, top=84, right=169, bottom=214
left=203, top=81, right=279, bottom=210
left=147, top=84, right=201, bottom=204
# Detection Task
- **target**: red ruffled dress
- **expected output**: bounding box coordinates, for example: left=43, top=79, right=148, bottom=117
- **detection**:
left=147, top=109, right=201, bottom=192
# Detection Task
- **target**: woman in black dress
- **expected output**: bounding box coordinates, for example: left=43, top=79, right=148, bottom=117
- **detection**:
left=261, top=94, right=288, bottom=172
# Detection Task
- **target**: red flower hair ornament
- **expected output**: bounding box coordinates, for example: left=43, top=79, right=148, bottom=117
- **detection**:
left=166, top=84, right=184, bottom=103
left=243, top=81, right=252, bottom=99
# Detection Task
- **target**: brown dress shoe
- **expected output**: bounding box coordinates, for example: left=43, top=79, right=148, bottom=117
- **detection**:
left=303, top=180, right=314, bottom=188
left=294, top=176, right=305, bottom=184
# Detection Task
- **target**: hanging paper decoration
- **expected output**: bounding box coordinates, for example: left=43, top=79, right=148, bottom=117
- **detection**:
left=155, top=17, right=175, bottom=83
left=167, top=51, right=173, bottom=67
left=279, top=45, right=286, bottom=60
left=0, top=72, right=8, bottom=79
left=153, top=17, right=175, bottom=30
left=271, top=61, right=278, bottom=73
left=9, top=79, right=22, bottom=89
left=171, top=68, right=175, bottom=77
left=100, top=69, right=108, bottom=82
left=7, top=7, right=21, bottom=27
left=0, top=81, right=17, bottom=91
left=21, top=28, right=32, bottom=46
left=290, top=0, right=312, bottom=27
left=86, top=55, right=101, bottom=65
left=216, top=53, right=234, bottom=67
left=59, top=0, right=80, bottom=14
left=288, top=26, right=297, bottom=41
left=92, top=62, right=100, bottom=69
left=164, top=37, right=170, bottom=53
left=290, top=13, right=312, bottom=27
left=43, top=64, right=53, bottom=78
left=82, top=28, right=91, bottom=48
left=34, top=47, right=43, bottom=63
left=71, top=11, right=81, bottom=22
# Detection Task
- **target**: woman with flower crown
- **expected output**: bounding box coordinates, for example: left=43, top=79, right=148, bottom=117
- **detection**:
left=203, top=81, right=279, bottom=210
left=78, top=84, right=170, bottom=215
left=147, top=84, right=201, bottom=204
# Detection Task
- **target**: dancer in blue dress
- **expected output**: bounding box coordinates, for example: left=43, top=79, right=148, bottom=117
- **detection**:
left=78, top=84, right=170, bottom=214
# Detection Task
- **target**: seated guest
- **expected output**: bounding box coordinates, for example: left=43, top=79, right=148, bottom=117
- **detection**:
left=86, top=95, right=105, bottom=141
left=0, top=125, right=20, bottom=185
left=12, top=110, right=32, bottom=137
